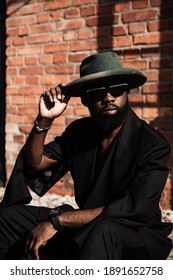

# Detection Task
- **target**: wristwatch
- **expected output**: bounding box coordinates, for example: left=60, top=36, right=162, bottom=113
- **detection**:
left=34, top=115, right=52, bottom=133
left=49, top=204, right=74, bottom=231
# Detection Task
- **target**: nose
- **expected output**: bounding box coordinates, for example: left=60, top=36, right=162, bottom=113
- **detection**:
left=102, top=92, right=115, bottom=103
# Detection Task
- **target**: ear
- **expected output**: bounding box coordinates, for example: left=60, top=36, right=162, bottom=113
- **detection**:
left=81, top=95, right=88, bottom=107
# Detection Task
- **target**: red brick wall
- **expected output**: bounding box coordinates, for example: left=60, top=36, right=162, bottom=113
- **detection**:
left=5, top=0, right=173, bottom=209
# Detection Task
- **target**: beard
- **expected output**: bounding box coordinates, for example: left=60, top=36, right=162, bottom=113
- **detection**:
left=89, top=99, right=128, bottom=137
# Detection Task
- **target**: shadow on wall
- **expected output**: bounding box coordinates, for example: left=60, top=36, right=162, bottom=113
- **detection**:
left=6, top=0, right=32, bottom=16
left=96, top=0, right=173, bottom=209
left=149, top=1, right=173, bottom=209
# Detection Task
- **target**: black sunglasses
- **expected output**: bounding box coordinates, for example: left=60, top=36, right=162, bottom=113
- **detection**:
left=86, top=83, right=129, bottom=99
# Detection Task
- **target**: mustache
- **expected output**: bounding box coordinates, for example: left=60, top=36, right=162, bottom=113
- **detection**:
left=101, top=103, right=121, bottom=112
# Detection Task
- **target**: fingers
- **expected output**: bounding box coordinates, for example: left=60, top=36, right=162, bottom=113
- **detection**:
left=41, top=84, right=71, bottom=105
left=25, top=236, right=42, bottom=260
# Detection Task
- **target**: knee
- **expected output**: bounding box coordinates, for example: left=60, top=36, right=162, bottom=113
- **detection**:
left=93, top=219, right=115, bottom=236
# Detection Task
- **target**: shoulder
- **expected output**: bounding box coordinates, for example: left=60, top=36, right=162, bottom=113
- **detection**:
left=126, top=108, right=170, bottom=151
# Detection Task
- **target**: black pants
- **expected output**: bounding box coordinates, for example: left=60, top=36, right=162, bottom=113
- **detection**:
left=0, top=204, right=149, bottom=260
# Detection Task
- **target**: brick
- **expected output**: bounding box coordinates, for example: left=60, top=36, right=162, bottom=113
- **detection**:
left=129, top=94, right=143, bottom=104
left=148, top=20, right=168, bottom=32
left=30, top=23, right=56, bottom=34
left=73, top=107, right=89, bottom=116
left=18, top=45, right=42, bottom=55
left=44, top=0, right=70, bottom=10
left=53, top=116, right=65, bottom=126
left=6, top=17, right=23, bottom=27
left=78, top=29, right=92, bottom=40
left=18, top=86, right=43, bottom=95
left=143, top=107, right=159, bottom=119
left=13, top=77, right=25, bottom=85
left=54, top=75, right=69, bottom=85
left=70, top=40, right=97, bottom=51
left=39, top=55, right=53, bottom=64
left=12, top=95, right=24, bottom=104
left=141, top=47, right=160, bottom=57
left=6, top=87, right=18, bottom=95
left=114, top=2, right=130, bottom=12
left=69, top=53, right=89, bottom=62
left=73, top=0, right=97, bottom=5
left=63, top=30, right=77, bottom=41
left=57, top=18, right=85, bottom=30
left=14, top=135, right=25, bottom=144
left=27, top=34, right=51, bottom=44
left=124, top=49, right=140, bottom=59
left=145, top=70, right=159, bottom=81
left=18, top=27, right=29, bottom=36
left=96, top=4, right=114, bottom=15
left=86, top=15, right=119, bottom=26
left=150, top=59, right=173, bottom=69
left=17, top=106, right=37, bottom=116
left=44, top=43, right=69, bottom=53
left=81, top=6, right=96, bottom=17
left=46, top=65, right=74, bottom=75
left=145, top=94, right=159, bottom=104
left=143, top=83, right=173, bottom=94
left=37, top=13, right=50, bottom=23
left=65, top=8, right=80, bottom=18
left=53, top=53, right=67, bottom=63
left=20, top=67, right=43, bottom=75
left=26, top=76, right=38, bottom=85
left=22, top=15, right=37, bottom=25
left=49, top=11, right=64, bottom=21
left=93, top=27, right=110, bottom=38
left=51, top=32, right=63, bottom=42
left=134, top=32, right=173, bottom=45
left=112, top=36, right=132, bottom=48
left=7, top=57, right=24, bottom=66
left=123, top=60, right=147, bottom=70
left=132, top=0, right=149, bottom=9
left=17, top=3, right=42, bottom=15
left=24, top=96, right=38, bottom=104
left=129, top=23, right=146, bottom=34
left=112, top=26, right=127, bottom=36
left=6, top=47, right=16, bottom=56
left=6, top=68, right=17, bottom=76
left=13, top=37, right=25, bottom=46
left=25, top=57, right=37, bottom=65
left=122, top=10, right=158, bottom=23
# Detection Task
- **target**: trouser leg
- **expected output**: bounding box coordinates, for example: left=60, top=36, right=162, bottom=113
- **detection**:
left=0, top=204, right=79, bottom=260
left=0, top=204, right=50, bottom=259
left=77, top=219, right=149, bottom=260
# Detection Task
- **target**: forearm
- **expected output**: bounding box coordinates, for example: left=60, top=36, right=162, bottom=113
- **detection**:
left=59, top=207, right=104, bottom=228
left=23, top=116, right=54, bottom=171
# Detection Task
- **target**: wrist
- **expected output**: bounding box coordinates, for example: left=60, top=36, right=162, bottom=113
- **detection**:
left=37, top=115, right=54, bottom=127
left=34, top=115, right=53, bottom=133
left=49, top=204, right=74, bottom=231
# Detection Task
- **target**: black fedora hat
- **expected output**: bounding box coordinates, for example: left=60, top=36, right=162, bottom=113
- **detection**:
left=63, top=52, right=147, bottom=96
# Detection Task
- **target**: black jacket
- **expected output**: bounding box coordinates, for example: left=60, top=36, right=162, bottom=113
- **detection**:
left=1, top=107, right=172, bottom=258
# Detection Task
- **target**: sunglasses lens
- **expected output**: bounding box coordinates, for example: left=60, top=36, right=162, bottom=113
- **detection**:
left=86, top=84, right=129, bottom=98
left=110, top=85, right=129, bottom=97
left=87, top=88, right=106, bottom=98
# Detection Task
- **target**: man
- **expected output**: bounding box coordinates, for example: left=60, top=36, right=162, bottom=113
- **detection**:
left=0, top=52, right=172, bottom=260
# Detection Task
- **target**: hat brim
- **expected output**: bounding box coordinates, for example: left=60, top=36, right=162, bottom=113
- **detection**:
left=62, top=68, right=147, bottom=97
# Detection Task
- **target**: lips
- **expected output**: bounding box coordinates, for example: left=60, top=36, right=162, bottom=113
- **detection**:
left=103, top=104, right=119, bottom=112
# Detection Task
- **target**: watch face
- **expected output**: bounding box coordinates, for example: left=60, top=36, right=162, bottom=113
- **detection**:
left=49, top=208, right=61, bottom=217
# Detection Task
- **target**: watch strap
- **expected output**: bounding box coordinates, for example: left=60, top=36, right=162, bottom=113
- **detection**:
left=49, top=204, right=74, bottom=231
left=50, top=215, right=63, bottom=231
